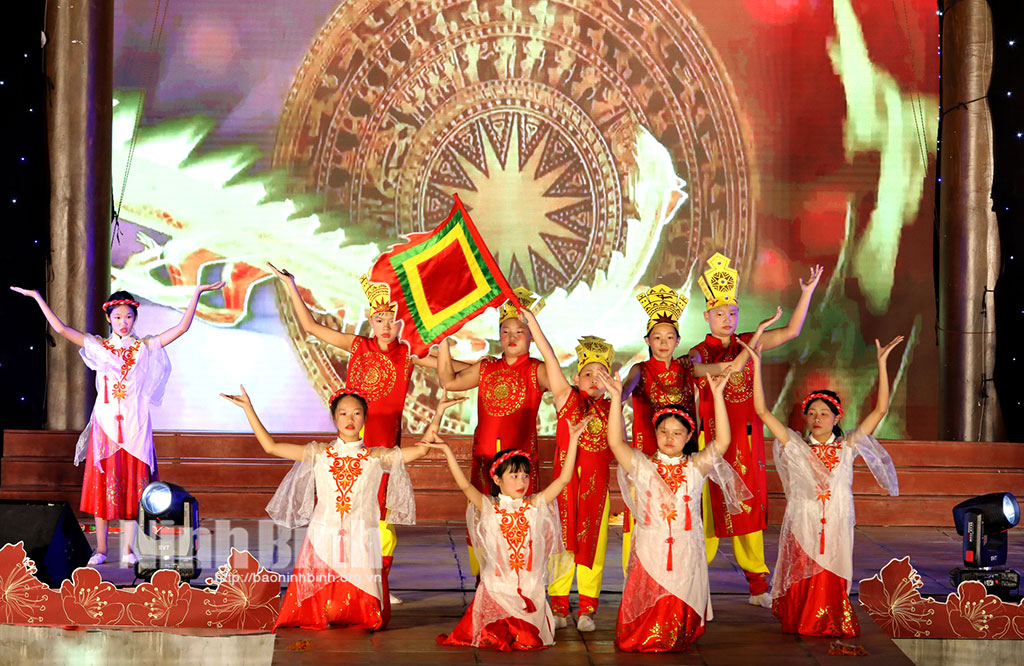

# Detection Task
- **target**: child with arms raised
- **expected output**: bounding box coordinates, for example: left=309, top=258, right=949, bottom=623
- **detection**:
left=741, top=336, right=901, bottom=636
left=601, top=367, right=751, bottom=652
left=432, top=416, right=590, bottom=650
left=221, top=386, right=463, bottom=630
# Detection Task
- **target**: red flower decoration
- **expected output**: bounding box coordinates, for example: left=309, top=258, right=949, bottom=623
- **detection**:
left=0, top=542, right=54, bottom=624
left=60, top=567, right=125, bottom=625
left=945, top=581, right=1010, bottom=638
left=858, top=557, right=936, bottom=638
left=200, top=549, right=280, bottom=630
left=126, top=569, right=195, bottom=627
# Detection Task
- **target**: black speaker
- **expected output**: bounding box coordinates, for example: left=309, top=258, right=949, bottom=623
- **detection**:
left=0, top=499, right=91, bottom=587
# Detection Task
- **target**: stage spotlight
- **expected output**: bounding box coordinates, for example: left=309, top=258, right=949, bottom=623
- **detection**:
left=950, top=492, right=1021, bottom=600
left=135, top=481, right=201, bottom=582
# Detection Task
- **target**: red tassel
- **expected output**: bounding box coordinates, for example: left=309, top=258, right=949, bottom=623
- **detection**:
left=517, top=584, right=537, bottom=613
left=666, top=535, right=675, bottom=572
left=527, top=538, right=533, bottom=572
left=820, top=517, right=827, bottom=554
left=684, top=498, right=692, bottom=531
left=104, top=376, right=109, bottom=403
left=116, top=414, right=124, bottom=444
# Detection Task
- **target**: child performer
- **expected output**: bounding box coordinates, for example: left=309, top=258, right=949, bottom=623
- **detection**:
left=10, top=284, right=223, bottom=566
left=437, top=287, right=551, bottom=578
left=742, top=337, right=901, bottom=637
left=432, top=418, right=590, bottom=650
left=689, top=253, right=823, bottom=606
left=619, top=284, right=757, bottom=571
left=600, top=368, right=750, bottom=652
left=221, top=386, right=464, bottom=630
left=520, top=310, right=612, bottom=632
left=268, top=264, right=468, bottom=599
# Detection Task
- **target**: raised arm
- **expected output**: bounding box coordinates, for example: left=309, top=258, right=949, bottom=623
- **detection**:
left=268, top=263, right=356, bottom=350
left=220, top=386, right=307, bottom=462
left=757, top=265, right=823, bottom=351
left=857, top=336, right=904, bottom=436
left=520, top=309, right=573, bottom=409
left=596, top=369, right=635, bottom=474
left=157, top=282, right=225, bottom=346
left=704, top=372, right=733, bottom=457
left=737, top=339, right=788, bottom=442
left=399, top=393, right=468, bottom=463
left=10, top=287, right=87, bottom=346
left=434, top=338, right=482, bottom=390
left=542, top=416, right=590, bottom=504
left=426, top=442, right=485, bottom=509
left=620, top=363, right=641, bottom=401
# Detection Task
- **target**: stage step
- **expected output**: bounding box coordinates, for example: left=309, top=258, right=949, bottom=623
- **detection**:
left=2, top=429, right=1022, bottom=526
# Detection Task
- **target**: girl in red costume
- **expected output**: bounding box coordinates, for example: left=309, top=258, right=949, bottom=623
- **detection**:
left=620, top=283, right=753, bottom=570
left=689, top=253, right=822, bottom=606
left=433, top=418, right=589, bottom=650
left=743, top=337, right=901, bottom=637
left=603, top=367, right=749, bottom=652
left=437, top=288, right=551, bottom=578
left=268, top=263, right=468, bottom=600
left=221, top=386, right=462, bottom=630
left=11, top=283, right=223, bottom=567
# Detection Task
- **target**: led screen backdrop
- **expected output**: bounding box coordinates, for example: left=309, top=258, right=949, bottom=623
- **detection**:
left=111, top=0, right=939, bottom=436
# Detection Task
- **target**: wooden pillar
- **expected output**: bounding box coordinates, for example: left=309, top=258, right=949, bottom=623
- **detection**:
left=44, top=0, right=113, bottom=429
left=937, top=0, right=1005, bottom=441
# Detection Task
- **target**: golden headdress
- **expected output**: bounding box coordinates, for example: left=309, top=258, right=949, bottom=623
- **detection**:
left=697, top=252, right=740, bottom=311
left=637, top=284, right=687, bottom=334
left=498, top=287, right=545, bottom=324
left=360, top=274, right=397, bottom=315
left=575, top=335, right=614, bottom=372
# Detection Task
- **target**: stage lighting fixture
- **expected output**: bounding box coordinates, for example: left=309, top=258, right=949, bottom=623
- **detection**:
left=950, top=492, right=1021, bottom=600
left=135, top=481, right=201, bottom=582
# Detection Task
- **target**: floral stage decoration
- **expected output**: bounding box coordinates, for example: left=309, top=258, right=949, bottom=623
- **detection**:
left=859, top=556, right=1024, bottom=639
left=0, top=542, right=280, bottom=631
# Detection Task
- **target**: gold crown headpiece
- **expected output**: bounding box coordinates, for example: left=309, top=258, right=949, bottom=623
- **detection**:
left=697, top=252, right=740, bottom=311
left=637, top=284, right=687, bottom=334
left=360, top=274, right=397, bottom=315
left=575, top=335, right=614, bottom=372
left=498, top=287, right=546, bottom=324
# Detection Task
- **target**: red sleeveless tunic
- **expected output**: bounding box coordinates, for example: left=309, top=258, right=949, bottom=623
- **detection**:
left=346, top=335, right=413, bottom=448
left=690, top=332, right=767, bottom=537
left=553, top=387, right=612, bottom=568
left=471, top=355, right=545, bottom=493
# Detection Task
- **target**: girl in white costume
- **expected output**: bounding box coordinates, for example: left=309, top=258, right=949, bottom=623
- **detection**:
left=11, top=284, right=222, bottom=566
left=221, top=386, right=462, bottom=630
left=432, top=418, right=590, bottom=651
left=740, top=337, right=901, bottom=637
left=600, top=367, right=751, bottom=652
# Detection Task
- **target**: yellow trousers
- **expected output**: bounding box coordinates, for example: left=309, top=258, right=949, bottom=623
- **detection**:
left=380, top=519, right=396, bottom=558
left=548, top=493, right=611, bottom=599
left=701, top=481, right=768, bottom=573
left=622, top=516, right=634, bottom=573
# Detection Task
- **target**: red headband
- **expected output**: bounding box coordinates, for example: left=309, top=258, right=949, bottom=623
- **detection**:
left=653, top=407, right=696, bottom=433
left=490, top=449, right=529, bottom=478
left=329, top=387, right=365, bottom=408
left=103, top=298, right=140, bottom=311
left=801, top=392, right=844, bottom=419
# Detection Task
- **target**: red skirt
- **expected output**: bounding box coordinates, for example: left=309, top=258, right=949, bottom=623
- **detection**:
left=437, top=597, right=546, bottom=651
left=772, top=569, right=860, bottom=637
left=274, top=556, right=388, bottom=631
left=616, top=563, right=704, bottom=652
left=80, top=424, right=156, bottom=521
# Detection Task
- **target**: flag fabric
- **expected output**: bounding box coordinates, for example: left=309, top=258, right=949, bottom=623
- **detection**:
left=367, top=195, right=520, bottom=358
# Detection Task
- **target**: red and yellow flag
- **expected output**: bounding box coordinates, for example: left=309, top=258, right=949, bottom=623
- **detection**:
left=367, top=195, right=520, bottom=358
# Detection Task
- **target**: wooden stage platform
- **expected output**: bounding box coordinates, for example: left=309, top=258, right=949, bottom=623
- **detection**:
left=2, top=429, right=1023, bottom=526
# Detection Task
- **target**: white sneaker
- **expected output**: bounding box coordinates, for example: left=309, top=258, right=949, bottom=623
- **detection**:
left=576, top=614, right=596, bottom=632
left=87, top=552, right=107, bottom=566
left=389, top=592, right=403, bottom=605
left=749, top=592, right=772, bottom=608
left=553, top=614, right=568, bottom=629
left=120, top=553, right=138, bottom=568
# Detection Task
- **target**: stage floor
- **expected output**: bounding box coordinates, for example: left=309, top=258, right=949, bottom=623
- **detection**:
left=64, top=522, right=1018, bottom=664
